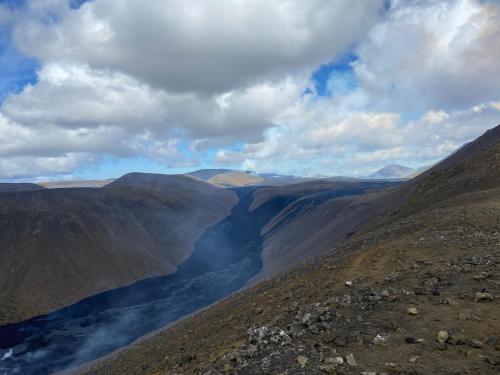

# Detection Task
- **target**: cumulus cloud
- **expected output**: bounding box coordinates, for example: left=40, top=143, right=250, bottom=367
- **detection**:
left=212, top=0, right=500, bottom=175
left=0, top=0, right=499, bottom=179
left=12, top=0, right=385, bottom=94
left=353, top=0, right=500, bottom=111
left=0, top=113, right=127, bottom=157
left=3, top=62, right=169, bottom=129
left=1, top=59, right=307, bottom=142
left=0, top=153, right=94, bottom=179
left=214, top=100, right=500, bottom=176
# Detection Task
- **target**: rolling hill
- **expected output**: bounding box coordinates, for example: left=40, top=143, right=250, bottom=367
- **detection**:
left=208, top=171, right=264, bottom=186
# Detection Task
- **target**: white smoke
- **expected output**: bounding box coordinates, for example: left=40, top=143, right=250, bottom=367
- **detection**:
left=0, top=349, right=12, bottom=361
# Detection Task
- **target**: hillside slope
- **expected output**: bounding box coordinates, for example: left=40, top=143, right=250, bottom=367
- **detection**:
left=0, top=183, right=46, bottom=193
left=82, top=124, right=500, bottom=375
left=0, top=173, right=237, bottom=325
left=249, top=180, right=400, bottom=281
left=186, top=169, right=233, bottom=181
left=208, top=171, right=264, bottom=187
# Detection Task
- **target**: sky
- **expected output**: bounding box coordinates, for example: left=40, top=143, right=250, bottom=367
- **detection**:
left=0, top=0, right=499, bottom=181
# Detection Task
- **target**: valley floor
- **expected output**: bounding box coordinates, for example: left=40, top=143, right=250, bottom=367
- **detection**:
left=81, top=188, right=500, bottom=374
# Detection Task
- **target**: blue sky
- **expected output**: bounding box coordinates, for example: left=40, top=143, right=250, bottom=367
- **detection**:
left=0, top=0, right=499, bottom=181
left=311, top=53, right=356, bottom=97
left=0, top=23, right=37, bottom=103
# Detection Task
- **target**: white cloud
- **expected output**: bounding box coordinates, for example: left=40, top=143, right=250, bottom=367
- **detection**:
left=3, top=62, right=169, bottom=129
left=353, top=0, right=500, bottom=111
left=2, top=0, right=387, bottom=178
left=0, top=112, right=130, bottom=157
left=1, top=0, right=499, bottom=179
left=0, top=153, right=93, bottom=179
left=12, top=0, right=385, bottom=94
left=213, top=100, right=500, bottom=175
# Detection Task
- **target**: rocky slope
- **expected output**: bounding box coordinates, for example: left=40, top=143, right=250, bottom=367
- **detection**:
left=80, top=124, right=500, bottom=375
left=0, top=173, right=237, bottom=325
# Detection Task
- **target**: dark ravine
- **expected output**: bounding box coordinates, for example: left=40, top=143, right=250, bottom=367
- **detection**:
left=0, top=182, right=393, bottom=375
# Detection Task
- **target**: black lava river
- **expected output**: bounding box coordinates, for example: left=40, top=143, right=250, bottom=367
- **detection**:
left=0, top=183, right=396, bottom=374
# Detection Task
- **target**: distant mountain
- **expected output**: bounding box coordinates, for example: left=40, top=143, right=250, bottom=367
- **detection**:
left=369, top=164, right=415, bottom=179
left=0, top=183, right=46, bottom=193
left=208, top=171, right=263, bottom=186
left=257, top=173, right=319, bottom=186
left=186, top=169, right=233, bottom=181
left=38, top=179, right=114, bottom=189
left=186, top=169, right=317, bottom=186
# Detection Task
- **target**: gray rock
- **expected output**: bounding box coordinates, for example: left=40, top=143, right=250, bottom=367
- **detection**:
left=409, top=355, right=419, bottom=363
left=406, top=307, right=418, bottom=315
left=320, top=365, right=337, bottom=373
left=346, top=353, right=357, bottom=367
left=475, top=292, right=494, bottom=302
left=260, top=357, right=271, bottom=372
left=467, top=339, right=484, bottom=348
left=447, top=333, right=466, bottom=346
left=437, top=331, right=449, bottom=344
left=384, top=271, right=399, bottom=283
left=296, top=355, right=308, bottom=368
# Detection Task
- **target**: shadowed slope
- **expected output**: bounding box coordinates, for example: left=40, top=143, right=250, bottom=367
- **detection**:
left=0, top=183, right=46, bottom=193
left=249, top=180, right=401, bottom=281
left=0, top=173, right=237, bottom=325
